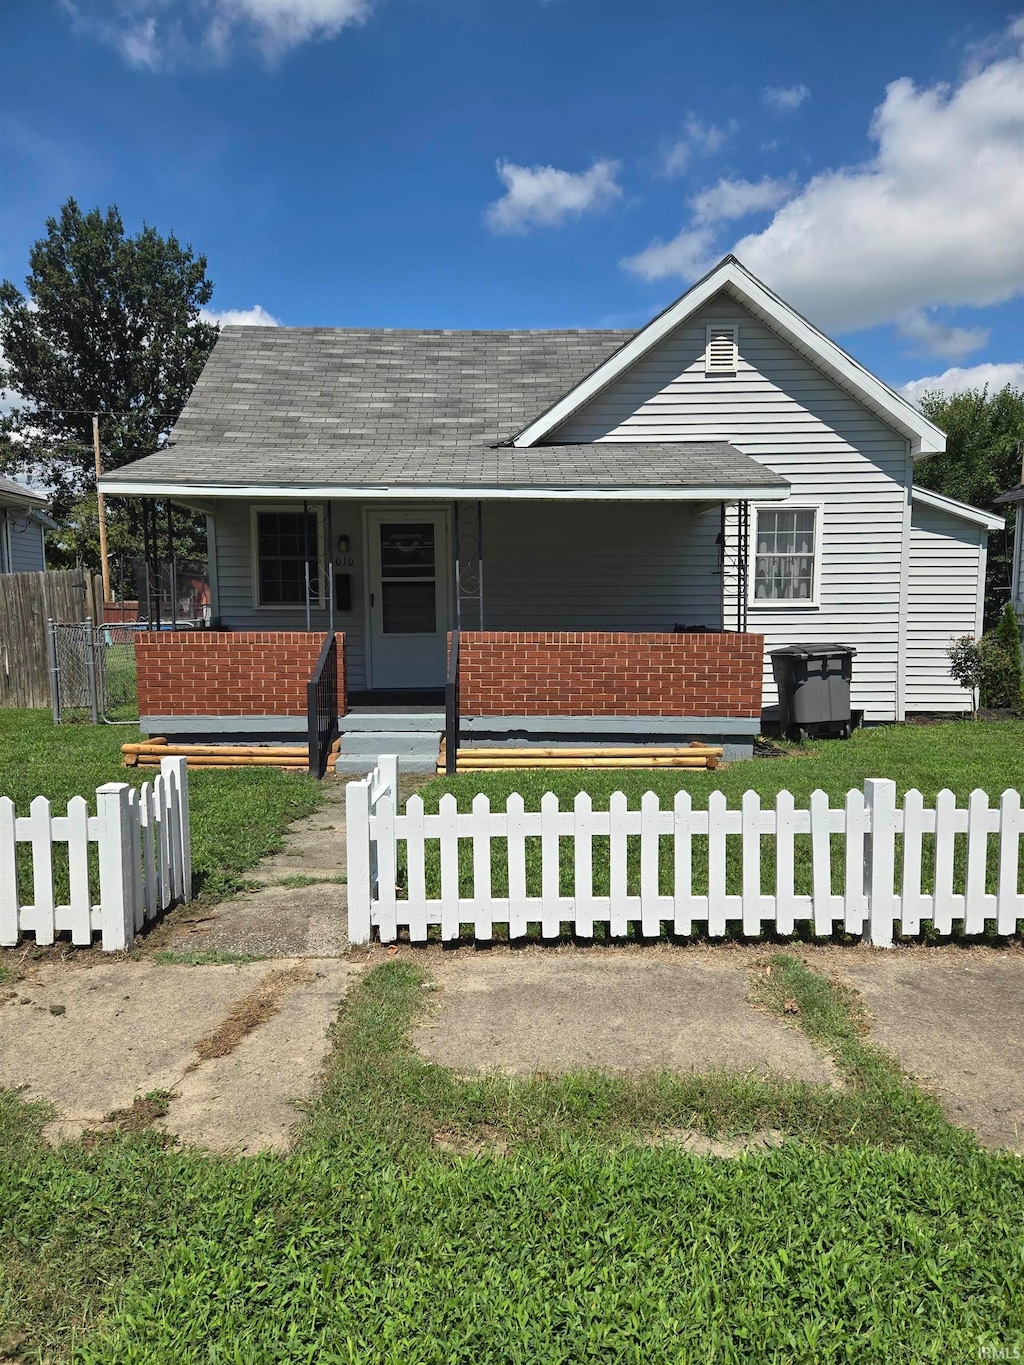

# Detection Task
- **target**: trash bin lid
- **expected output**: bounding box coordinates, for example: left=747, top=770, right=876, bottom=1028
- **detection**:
left=769, top=643, right=857, bottom=658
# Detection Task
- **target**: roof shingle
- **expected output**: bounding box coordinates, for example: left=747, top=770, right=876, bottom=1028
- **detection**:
left=110, top=325, right=786, bottom=493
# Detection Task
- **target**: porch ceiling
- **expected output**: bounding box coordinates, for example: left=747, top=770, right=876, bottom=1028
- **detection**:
left=100, top=440, right=790, bottom=503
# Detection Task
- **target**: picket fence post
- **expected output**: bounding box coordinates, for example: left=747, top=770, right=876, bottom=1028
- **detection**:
left=863, top=778, right=898, bottom=949
left=162, top=755, right=192, bottom=903
left=0, top=797, right=17, bottom=947
left=346, top=776, right=372, bottom=945
left=96, top=782, right=133, bottom=952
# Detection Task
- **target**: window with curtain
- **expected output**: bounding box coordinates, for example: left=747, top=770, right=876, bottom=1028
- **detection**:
left=257, top=510, right=320, bottom=606
left=752, top=506, right=819, bottom=602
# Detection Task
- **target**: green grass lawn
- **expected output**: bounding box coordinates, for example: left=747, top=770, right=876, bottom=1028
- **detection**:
left=414, top=721, right=1024, bottom=913
left=431, top=718, right=1024, bottom=810
left=0, top=710, right=324, bottom=903
left=1, top=957, right=1021, bottom=1363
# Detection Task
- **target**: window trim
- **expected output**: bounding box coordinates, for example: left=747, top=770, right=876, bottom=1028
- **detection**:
left=250, top=503, right=326, bottom=610
left=705, top=322, right=739, bottom=375
left=747, top=501, right=823, bottom=610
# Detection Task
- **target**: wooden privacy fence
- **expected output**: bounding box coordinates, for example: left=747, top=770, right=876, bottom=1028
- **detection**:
left=0, top=569, right=103, bottom=707
left=0, top=756, right=191, bottom=952
left=346, top=758, right=1024, bottom=946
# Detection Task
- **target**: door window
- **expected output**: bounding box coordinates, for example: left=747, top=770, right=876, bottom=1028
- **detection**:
left=379, top=523, right=437, bottom=633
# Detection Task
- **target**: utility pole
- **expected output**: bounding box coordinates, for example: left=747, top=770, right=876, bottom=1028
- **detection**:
left=93, top=414, right=111, bottom=605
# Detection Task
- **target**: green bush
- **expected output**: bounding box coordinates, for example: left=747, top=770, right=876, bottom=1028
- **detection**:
left=980, top=604, right=1024, bottom=710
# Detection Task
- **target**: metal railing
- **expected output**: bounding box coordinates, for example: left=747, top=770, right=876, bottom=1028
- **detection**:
left=307, top=631, right=339, bottom=778
left=444, top=630, right=460, bottom=776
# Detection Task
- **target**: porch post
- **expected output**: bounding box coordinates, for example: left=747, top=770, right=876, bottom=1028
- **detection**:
left=477, top=499, right=483, bottom=629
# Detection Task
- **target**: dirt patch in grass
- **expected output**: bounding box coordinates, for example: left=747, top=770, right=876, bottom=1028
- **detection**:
left=650, top=1127, right=788, bottom=1157
left=105, top=1090, right=177, bottom=1133
left=193, top=964, right=314, bottom=1061
left=432, top=1124, right=510, bottom=1158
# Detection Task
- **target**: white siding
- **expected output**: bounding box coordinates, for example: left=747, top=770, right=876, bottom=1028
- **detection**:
left=554, top=293, right=911, bottom=720
left=2, top=511, right=46, bottom=573
left=211, top=498, right=369, bottom=689
left=906, top=500, right=985, bottom=712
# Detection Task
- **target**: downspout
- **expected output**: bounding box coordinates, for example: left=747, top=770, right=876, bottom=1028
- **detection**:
left=895, top=440, right=913, bottom=722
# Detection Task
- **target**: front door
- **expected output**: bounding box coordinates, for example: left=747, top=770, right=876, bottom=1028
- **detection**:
left=367, top=508, right=450, bottom=689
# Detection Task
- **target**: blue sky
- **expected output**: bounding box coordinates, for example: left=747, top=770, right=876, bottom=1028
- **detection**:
left=2, top=0, right=1022, bottom=399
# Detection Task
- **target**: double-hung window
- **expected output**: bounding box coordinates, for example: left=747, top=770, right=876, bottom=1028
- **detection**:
left=750, top=505, right=820, bottom=605
left=255, top=509, right=322, bottom=607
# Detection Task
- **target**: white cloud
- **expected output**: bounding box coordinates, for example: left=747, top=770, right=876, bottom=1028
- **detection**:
left=901, top=361, right=1024, bottom=404
left=896, top=311, right=989, bottom=361
left=732, top=31, right=1024, bottom=334
left=662, top=115, right=729, bottom=177
left=691, top=176, right=793, bottom=225
left=62, top=0, right=370, bottom=68
left=762, top=84, right=810, bottom=112
left=624, top=23, right=1024, bottom=356
left=485, top=158, right=621, bottom=234
left=623, top=178, right=791, bottom=282
left=200, top=304, right=281, bottom=326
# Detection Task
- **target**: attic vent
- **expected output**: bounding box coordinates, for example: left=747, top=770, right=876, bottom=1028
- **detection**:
left=705, top=324, right=738, bottom=375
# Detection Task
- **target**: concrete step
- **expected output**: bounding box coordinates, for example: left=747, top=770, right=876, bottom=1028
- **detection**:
left=340, top=712, right=444, bottom=733
left=338, top=730, right=442, bottom=756
left=335, top=751, right=439, bottom=776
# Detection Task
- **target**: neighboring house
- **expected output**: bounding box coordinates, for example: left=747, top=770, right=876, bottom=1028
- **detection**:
left=995, top=481, right=1024, bottom=620
left=0, top=476, right=51, bottom=574
left=100, top=256, right=1002, bottom=765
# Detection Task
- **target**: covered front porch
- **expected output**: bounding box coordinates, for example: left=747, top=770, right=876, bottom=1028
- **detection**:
left=126, top=488, right=777, bottom=771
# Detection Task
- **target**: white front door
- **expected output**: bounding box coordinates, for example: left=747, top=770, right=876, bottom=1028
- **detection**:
left=367, top=508, right=450, bottom=689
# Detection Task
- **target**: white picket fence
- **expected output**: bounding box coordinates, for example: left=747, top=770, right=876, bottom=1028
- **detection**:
left=346, top=756, right=1024, bottom=947
left=1, top=756, right=191, bottom=952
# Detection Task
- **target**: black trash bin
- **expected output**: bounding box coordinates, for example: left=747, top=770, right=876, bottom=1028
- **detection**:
left=770, top=644, right=857, bottom=739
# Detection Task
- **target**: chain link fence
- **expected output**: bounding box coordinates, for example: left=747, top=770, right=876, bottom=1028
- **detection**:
left=48, top=621, right=139, bottom=724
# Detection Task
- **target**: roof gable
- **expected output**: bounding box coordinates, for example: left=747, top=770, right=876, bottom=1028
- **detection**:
left=513, top=256, right=946, bottom=457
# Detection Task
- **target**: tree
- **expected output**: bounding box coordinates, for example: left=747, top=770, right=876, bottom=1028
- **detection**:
left=914, top=385, right=1024, bottom=628
left=0, top=199, right=218, bottom=569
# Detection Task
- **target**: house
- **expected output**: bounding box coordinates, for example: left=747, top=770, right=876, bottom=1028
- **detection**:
left=995, top=481, right=1024, bottom=621
left=99, top=255, right=1001, bottom=770
left=0, top=476, right=51, bottom=574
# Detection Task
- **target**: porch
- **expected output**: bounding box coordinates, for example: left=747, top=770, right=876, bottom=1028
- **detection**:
left=134, top=624, right=765, bottom=773
left=126, top=483, right=778, bottom=771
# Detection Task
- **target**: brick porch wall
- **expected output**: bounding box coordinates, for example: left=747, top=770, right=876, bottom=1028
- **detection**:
left=135, top=631, right=346, bottom=717
left=457, top=631, right=763, bottom=718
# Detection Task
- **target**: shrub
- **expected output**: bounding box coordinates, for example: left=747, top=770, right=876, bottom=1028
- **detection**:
left=947, top=635, right=983, bottom=712
left=988, top=603, right=1024, bottom=708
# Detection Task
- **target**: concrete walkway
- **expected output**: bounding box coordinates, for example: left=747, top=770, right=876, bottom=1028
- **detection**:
left=157, top=780, right=351, bottom=959
left=412, top=947, right=835, bottom=1084
left=832, top=950, right=1023, bottom=1154
left=0, top=957, right=360, bottom=1152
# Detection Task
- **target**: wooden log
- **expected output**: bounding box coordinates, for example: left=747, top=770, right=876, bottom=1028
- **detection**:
left=456, top=745, right=723, bottom=759
left=454, top=756, right=713, bottom=770
left=123, top=742, right=310, bottom=758
left=133, top=754, right=307, bottom=767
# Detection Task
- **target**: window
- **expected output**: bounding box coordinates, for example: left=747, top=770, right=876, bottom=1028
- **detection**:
left=751, top=505, right=820, bottom=605
left=705, top=323, right=738, bottom=374
left=378, top=521, right=437, bottom=634
left=256, top=509, right=322, bottom=606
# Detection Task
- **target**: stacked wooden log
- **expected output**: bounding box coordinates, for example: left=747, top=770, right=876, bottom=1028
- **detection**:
left=437, top=739, right=722, bottom=774
left=122, top=735, right=341, bottom=773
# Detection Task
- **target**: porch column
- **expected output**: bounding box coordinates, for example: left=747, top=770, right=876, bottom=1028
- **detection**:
left=454, top=499, right=484, bottom=630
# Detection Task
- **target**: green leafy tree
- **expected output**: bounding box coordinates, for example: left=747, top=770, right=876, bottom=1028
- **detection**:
left=0, top=198, right=218, bottom=569
left=914, top=385, right=1024, bottom=628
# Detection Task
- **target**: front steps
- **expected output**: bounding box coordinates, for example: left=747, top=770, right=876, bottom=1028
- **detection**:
left=334, top=711, right=444, bottom=776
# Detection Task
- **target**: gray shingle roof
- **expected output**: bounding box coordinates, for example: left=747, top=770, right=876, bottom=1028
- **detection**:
left=110, top=325, right=787, bottom=493
left=0, top=476, right=48, bottom=508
